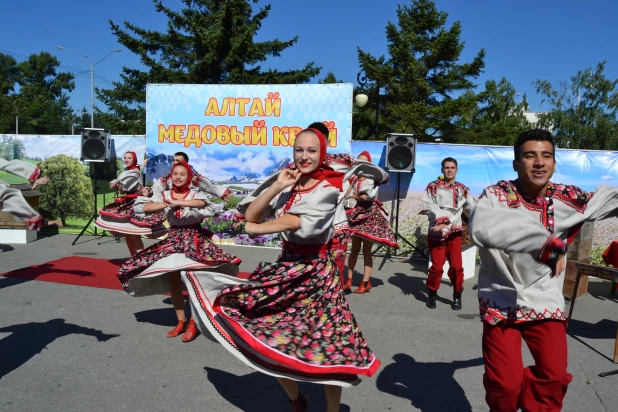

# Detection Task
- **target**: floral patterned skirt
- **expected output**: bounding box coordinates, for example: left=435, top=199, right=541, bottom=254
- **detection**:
left=117, top=225, right=242, bottom=296
left=183, top=246, right=380, bottom=387
left=331, top=225, right=353, bottom=278
left=96, top=195, right=166, bottom=236
left=346, top=201, right=399, bottom=248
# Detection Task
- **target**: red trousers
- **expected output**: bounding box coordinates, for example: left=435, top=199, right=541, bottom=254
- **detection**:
left=482, top=320, right=572, bottom=412
left=427, top=232, right=463, bottom=292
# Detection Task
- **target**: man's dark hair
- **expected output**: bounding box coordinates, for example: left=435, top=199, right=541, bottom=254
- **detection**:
left=174, top=152, right=189, bottom=162
left=307, top=122, right=330, bottom=138
left=514, top=129, right=555, bottom=161
left=441, top=157, right=458, bottom=168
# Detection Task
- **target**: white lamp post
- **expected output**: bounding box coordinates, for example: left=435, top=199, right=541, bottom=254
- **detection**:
left=56, top=46, right=122, bottom=128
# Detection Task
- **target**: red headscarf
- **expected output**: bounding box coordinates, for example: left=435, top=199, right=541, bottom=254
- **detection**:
left=297, top=128, right=344, bottom=191
left=170, top=161, right=193, bottom=194
left=126, top=151, right=141, bottom=170
left=358, top=151, right=372, bottom=162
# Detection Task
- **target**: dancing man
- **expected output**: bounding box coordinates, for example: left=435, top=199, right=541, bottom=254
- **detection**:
left=0, top=158, right=61, bottom=230
left=422, top=157, right=475, bottom=310
left=469, top=129, right=618, bottom=411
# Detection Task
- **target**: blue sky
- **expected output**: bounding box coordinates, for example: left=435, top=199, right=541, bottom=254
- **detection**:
left=2, top=0, right=617, bottom=116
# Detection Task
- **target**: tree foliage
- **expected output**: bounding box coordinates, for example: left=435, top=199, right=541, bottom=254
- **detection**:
left=98, top=0, right=321, bottom=134
left=355, top=0, right=485, bottom=141
left=38, top=155, right=93, bottom=225
left=0, top=52, right=75, bottom=135
left=455, top=78, right=531, bottom=145
left=534, top=61, right=618, bottom=149
left=0, top=136, right=26, bottom=160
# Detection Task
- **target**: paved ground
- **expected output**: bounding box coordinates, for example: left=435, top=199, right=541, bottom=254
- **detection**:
left=0, top=233, right=617, bottom=411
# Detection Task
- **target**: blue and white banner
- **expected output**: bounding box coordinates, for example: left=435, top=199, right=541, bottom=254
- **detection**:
left=351, top=141, right=618, bottom=260
left=145, top=83, right=353, bottom=187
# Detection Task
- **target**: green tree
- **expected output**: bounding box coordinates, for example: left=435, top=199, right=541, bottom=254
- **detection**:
left=355, top=0, right=485, bottom=141
left=98, top=0, right=321, bottom=134
left=38, top=155, right=93, bottom=225
left=0, top=52, right=76, bottom=135
left=534, top=61, right=618, bottom=149
left=457, top=78, right=531, bottom=145
left=319, top=71, right=342, bottom=84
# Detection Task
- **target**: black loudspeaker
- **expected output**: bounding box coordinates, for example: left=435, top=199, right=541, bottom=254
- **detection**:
left=89, top=161, right=118, bottom=181
left=385, top=133, right=416, bottom=172
left=81, top=128, right=111, bottom=162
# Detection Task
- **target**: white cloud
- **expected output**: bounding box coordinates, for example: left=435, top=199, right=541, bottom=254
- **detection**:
left=600, top=175, right=613, bottom=180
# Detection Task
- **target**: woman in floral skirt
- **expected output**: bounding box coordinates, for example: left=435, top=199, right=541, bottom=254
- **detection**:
left=95, top=152, right=166, bottom=256
left=0, top=157, right=62, bottom=230
left=182, top=128, right=380, bottom=412
left=346, top=151, right=398, bottom=294
left=117, top=161, right=241, bottom=342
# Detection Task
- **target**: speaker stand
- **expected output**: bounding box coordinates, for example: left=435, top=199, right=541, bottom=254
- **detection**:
left=72, top=175, right=106, bottom=245
left=378, top=172, right=427, bottom=271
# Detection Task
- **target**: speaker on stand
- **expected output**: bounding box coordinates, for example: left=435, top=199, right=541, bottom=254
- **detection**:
left=378, top=133, right=427, bottom=270
left=72, top=128, right=112, bottom=245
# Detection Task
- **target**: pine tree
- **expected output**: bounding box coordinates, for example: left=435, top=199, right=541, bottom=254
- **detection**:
left=98, top=0, right=321, bottom=134
left=0, top=52, right=75, bottom=134
left=355, top=0, right=485, bottom=141
left=457, top=78, right=531, bottom=146
left=534, top=61, right=618, bottom=150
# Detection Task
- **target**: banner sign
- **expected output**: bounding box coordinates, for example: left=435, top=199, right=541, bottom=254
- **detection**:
left=352, top=141, right=618, bottom=260
left=145, top=83, right=353, bottom=187
left=1, top=134, right=145, bottom=165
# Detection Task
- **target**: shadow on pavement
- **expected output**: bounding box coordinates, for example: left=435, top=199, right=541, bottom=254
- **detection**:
left=377, top=353, right=484, bottom=411
left=0, top=318, right=119, bottom=379
left=388, top=272, right=452, bottom=305
left=204, top=367, right=351, bottom=412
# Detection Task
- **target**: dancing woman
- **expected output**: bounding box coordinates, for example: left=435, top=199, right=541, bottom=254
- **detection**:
left=95, top=152, right=165, bottom=256
left=0, top=158, right=61, bottom=229
left=346, top=151, right=398, bottom=294
left=117, top=161, right=241, bottom=342
left=182, top=128, right=380, bottom=412
left=151, top=152, right=232, bottom=201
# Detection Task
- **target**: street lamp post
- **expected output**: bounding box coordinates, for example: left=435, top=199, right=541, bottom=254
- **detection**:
left=356, top=68, right=379, bottom=140
left=56, top=46, right=122, bottom=128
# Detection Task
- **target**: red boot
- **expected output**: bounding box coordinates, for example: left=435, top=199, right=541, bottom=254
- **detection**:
left=342, top=277, right=353, bottom=291
left=354, top=281, right=372, bottom=294
left=182, top=319, right=199, bottom=342
left=289, top=393, right=309, bottom=412
left=167, top=320, right=186, bottom=338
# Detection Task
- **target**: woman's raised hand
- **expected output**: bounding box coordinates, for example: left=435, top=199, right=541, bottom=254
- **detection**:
left=275, top=168, right=301, bottom=189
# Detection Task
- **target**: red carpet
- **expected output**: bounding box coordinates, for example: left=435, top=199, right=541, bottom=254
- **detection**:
left=0, top=256, right=251, bottom=291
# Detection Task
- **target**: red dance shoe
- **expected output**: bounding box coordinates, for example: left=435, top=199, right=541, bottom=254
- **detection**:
left=167, top=320, right=186, bottom=338
left=342, top=278, right=353, bottom=291
left=354, top=281, right=372, bottom=294
left=182, top=319, right=199, bottom=342
left=289, top=393, right=309, bottom=412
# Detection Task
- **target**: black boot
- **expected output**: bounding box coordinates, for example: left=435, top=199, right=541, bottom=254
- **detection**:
left=426, top=289, right=437, bottom=309
left=452, top=290, right=462, bottom=311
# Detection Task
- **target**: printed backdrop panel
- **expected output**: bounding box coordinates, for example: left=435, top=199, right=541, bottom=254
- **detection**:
left=145, top=83, right=353, bottom=189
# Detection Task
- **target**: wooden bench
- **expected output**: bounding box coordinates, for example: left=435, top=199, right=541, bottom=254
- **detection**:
left=567, top=263, right=618, bottom=377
